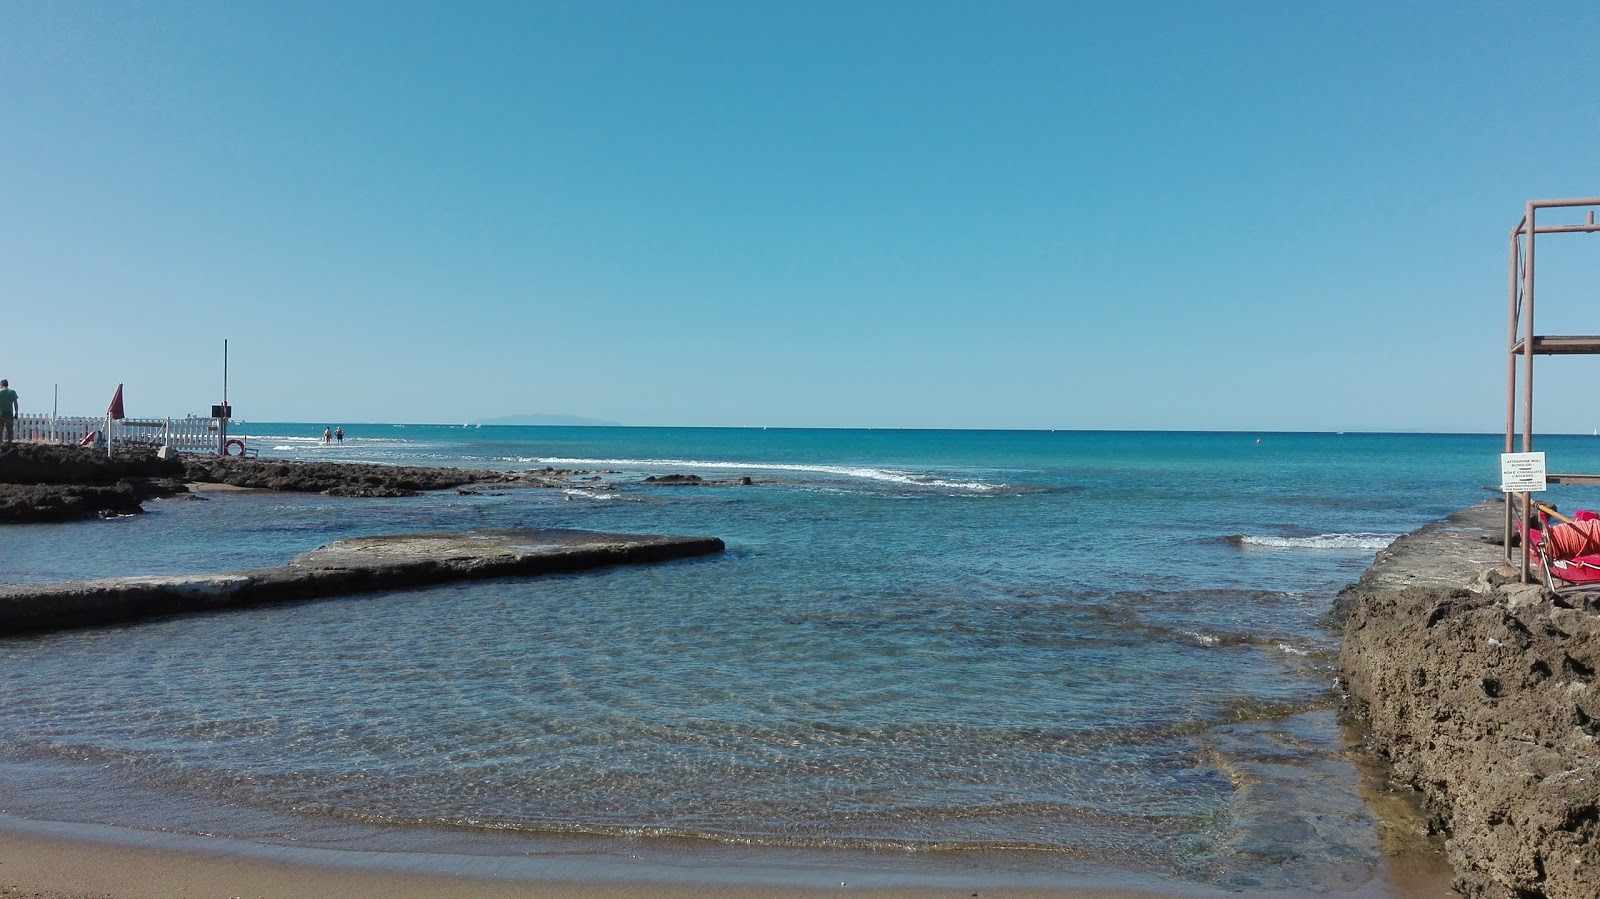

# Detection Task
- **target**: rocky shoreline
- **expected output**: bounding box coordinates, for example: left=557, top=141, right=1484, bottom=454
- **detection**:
left=1336, top=500, right=1600, bottom=899
left=0, top=443, right=754, bottom=523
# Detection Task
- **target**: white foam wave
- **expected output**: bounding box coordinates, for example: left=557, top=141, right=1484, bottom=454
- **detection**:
left=246, top=435, right=325, bottom=444
left=531, top=457, right=1002, bottom=493
left=243, top=433, right=399, bottom=445
left=1238, top=533, right=1397, bottom=551
left=243, top=434, right=427, bottom=456
left=1275, top=643, right=1310, bottom=656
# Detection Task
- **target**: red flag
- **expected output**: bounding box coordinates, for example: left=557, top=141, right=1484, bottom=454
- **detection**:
left=107, top=384, right=125, bottom=420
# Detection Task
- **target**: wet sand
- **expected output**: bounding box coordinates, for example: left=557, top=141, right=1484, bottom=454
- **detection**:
left=0, top=815, right=1458, bottom=899
left=0, top=824, right=1168, bottom=899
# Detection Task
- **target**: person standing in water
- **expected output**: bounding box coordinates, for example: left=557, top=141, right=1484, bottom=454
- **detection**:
left=322, top=426, right=332, bottom=444
left=0, top=380, right=17, bottom=443
left=334, top=426, right=343, bottom=444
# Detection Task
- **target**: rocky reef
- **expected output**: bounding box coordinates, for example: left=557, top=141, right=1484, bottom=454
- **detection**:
left=0, top=443, right=756, bottom=523
left=0, top=443, right=528, bottom=522
left=180, top=455, right=513, bottom=496
left=1337, top=500, right=1600, bottom=899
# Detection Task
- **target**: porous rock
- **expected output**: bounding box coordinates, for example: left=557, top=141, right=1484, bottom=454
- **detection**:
left=180, top=456, right=493, bottom=494
left=1338, top=500, right=1600, bottom=899
left=0, top=444, right=187, bottom=523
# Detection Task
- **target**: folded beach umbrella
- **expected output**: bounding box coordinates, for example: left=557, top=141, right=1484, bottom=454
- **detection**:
left=106, top=384, right=125, bottom=420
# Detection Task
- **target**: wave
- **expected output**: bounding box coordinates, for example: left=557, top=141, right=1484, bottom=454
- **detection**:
left=244, top=434, right=409, bottom=447
left=532, top=457, right=1004, bottom=493
left=224, top=444, right=1010, bottom=495
left=1228, top=533, right=1397, bottom=551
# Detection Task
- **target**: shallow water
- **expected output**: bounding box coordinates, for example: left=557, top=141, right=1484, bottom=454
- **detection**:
left=2, top=427, right=1593, bottom=891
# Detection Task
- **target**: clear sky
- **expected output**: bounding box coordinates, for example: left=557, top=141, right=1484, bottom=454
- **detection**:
left=3, top=1, right=1598, bottom=431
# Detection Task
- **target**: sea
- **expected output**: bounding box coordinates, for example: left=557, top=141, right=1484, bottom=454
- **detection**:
left=2, top=426, right=1596, bottom=894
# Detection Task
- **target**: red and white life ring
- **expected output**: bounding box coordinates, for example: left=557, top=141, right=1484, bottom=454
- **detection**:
left=223, top=439, right=247, bottom=457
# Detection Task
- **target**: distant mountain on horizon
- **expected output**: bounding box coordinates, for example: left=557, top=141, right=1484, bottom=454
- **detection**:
left=477, top=413, right=622, bottom=427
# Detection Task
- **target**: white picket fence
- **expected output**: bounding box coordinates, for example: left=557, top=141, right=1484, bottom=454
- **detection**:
left=12, top=414, right=227, bottom=455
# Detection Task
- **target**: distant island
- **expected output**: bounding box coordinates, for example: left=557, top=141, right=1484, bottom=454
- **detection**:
left=476, top=413, right=622, bottom=427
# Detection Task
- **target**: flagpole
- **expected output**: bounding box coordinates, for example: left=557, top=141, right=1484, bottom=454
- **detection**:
left=106, top=383, right=124, bottom=458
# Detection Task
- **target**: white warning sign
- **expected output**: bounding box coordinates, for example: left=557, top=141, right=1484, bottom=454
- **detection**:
left=1500, top=452, right=1547, bottom=493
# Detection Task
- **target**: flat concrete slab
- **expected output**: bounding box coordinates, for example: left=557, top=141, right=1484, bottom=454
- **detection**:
left=0, top=529, right=725, bottom=636
left=1344, top=499, right=1507, bottom=595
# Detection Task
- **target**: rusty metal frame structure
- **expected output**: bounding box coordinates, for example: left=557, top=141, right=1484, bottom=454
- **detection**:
left=1504, top=197, right=1600, bottom=582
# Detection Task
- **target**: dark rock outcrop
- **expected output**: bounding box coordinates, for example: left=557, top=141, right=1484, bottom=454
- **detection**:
left=0, top=444, right=187, bottom=523
left=0, top=442, right=184, bottom=485
left=0, top=444, right=519, bottom=522
left=180, top=456, right=496, bottom=495
left=643, top=473, right=755, bottom=486
left=1, top=446, right=761, bottom=524
left=1338, top=501, right=1600, bottom=899
left=0, top=482, right=146, bottom=522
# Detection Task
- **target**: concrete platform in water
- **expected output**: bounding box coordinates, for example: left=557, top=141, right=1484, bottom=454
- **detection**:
left=0, top=529, right=726, bottom=636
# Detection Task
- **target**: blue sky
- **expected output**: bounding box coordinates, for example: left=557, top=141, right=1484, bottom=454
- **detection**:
left=3, top=1, right=1598, bottom=431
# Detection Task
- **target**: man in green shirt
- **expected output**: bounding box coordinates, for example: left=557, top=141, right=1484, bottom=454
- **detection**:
left=0, top=379, right=18, bottom=443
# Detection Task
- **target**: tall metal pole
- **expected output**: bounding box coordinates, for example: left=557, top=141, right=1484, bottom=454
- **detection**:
left=218, top=339, right=229, bottom=456
left=1522, top=202, right=1536, bottom=453
left=1505, top=226, right=1521, bottom=564
left=1505, top=226, right=1521, bottom=455
left=1519, top=203, right=1538, bottom=582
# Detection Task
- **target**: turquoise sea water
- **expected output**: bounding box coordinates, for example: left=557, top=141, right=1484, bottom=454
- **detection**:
left=3, top=427, right=1597, bottom=892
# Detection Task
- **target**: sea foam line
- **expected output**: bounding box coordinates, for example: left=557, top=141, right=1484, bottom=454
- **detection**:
left=1236, top=533, right=1398, bottom=551
left=529, top=457, right=1002, bottom=492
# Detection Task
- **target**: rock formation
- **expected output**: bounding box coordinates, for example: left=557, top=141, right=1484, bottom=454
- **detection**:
left=0, top=445, right=759, bottom=523
left=1338, top=501, right=1600, bottom=899
left=0, top=444, right=186, bottom=522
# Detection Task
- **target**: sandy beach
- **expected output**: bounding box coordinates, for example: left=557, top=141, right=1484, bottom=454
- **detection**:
left=0, top=818, right=1458, bottom=899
